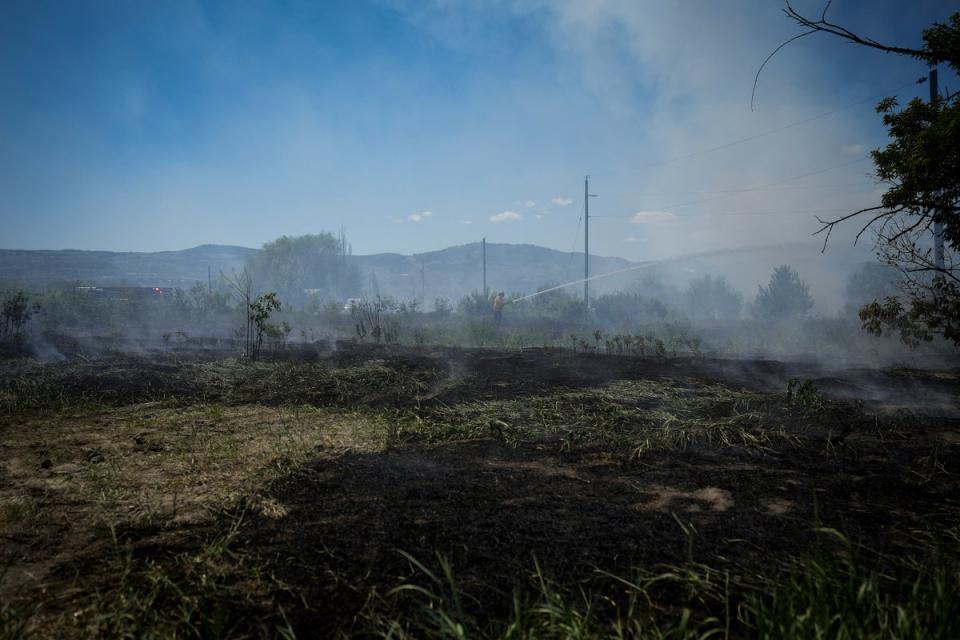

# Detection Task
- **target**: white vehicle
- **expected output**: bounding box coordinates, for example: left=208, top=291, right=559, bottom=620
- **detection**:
left=343, top=298, right=362, bottom=313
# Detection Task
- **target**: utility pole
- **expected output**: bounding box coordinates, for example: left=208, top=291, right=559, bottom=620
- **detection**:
left=930, top=67, right=945, bottom=271
left=420, top=257, right=426, bottom=306
left=584, top=176, right=597, bottom=306
left=482, top=237, right=487, bottom=296
left=584, top=176, right=590, bottom=306
left=207, top=265, right=212, bottom=293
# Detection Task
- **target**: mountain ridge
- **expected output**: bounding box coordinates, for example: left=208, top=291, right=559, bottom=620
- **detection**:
left=0, top=241, right=866, bottom=312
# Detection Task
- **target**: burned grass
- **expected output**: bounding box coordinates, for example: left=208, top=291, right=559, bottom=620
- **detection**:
left=0, top=344, right=958, bottom=637
left=396, top=378, right=827, bottom=455
left=0, top=356, right=438, bottom=414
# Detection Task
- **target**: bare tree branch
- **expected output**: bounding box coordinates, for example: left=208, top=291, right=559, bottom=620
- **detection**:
left=751, top=30, right=817, bottom=111
left=883, top=213, right=932, bottom=244
left=784, top=1, right=928, bottom=59
left=873, top=217, right=960, bottom=285
left=753, top=1, right=930, bottom=109
left=812, top=205, right=888, bottom=252
left=854, top=210, right=901, bottom=244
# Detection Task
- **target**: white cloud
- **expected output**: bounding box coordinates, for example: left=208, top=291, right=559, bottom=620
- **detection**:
left=552, top=197, right=573, bottom=206
left=524, top=199, right=536, bottom=208
left=490, top=210, right=523, bottom=223
left=407, top=210, right=433, bottom=223
left=462, top=220, right=473, bottom=225
left=625, top=236, right=639, bottom=243
left=629, top=210, right=675, bottom=224
left=842, top=143, right=865, bottom=156
left=535, top=214, right=544, bottom=220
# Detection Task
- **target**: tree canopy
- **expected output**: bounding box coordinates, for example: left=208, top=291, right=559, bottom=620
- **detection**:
left=773, top=5, right=959, bottom=345
left=752, top=265, right=814, bottom=322
left=682, top=275, right=743, bottom=322
left=245, top=231, right=362, bottom=308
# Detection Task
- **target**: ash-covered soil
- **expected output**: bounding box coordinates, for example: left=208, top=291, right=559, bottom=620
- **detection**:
left=1, top=343, right=958, bottom=636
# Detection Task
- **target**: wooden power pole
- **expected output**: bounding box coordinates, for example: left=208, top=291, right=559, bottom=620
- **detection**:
left=584, top=176, right=590, bottom=306
left=584, top=176, right=597, bottom=306
left=482, top=237, right=487, bottom=295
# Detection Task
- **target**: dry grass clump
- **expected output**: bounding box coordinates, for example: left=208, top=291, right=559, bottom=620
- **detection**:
left=382, top=378, right=821, bottom=456
left=0, top=402, right=387, bottom=637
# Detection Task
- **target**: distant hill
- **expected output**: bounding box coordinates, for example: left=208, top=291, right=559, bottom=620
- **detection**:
left=0, top=241, right=870, bottom=313
left=0, top=242, right=632, bottom=296
left=0, top=244, right=256, bottom=288
left=353, top=241, right=871, bottom=313
left=353, top=242, right=635, bottom=304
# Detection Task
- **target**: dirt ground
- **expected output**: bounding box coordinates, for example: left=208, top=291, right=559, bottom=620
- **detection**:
left=1, top=343, right=958, bottom=636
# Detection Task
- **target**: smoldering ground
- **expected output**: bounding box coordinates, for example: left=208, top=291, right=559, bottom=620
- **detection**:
left=1, top=341, right=958, bottom=637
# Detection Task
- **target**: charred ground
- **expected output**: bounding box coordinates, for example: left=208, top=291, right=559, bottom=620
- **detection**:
left=1, top=343, right=958, bottom=638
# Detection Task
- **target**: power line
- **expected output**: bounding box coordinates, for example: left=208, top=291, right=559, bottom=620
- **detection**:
left=557, top=81, right=912, bottom=271
left=581, top=156, right=872, bottom=227
left=598, top=206, right=870, bottom=221
left=629, top=182, right=867, bottom=198
left=642, top=156, right=871, bottom=213
left=635, top=80, right=918, bottom=171
left=670, top=207, right=874, bottom=218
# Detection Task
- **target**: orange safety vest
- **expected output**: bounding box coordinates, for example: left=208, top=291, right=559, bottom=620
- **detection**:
left=492, top=295, right=504, bottom=312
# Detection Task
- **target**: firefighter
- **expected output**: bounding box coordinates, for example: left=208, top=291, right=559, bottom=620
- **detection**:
left=492, top=291, right=507, bottom=327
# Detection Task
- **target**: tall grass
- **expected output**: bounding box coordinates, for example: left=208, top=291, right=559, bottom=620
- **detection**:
left=363, top=527, right=960, bottom=640
left=68, top=511, right=296, bottom=640
left=740, top=527, right=960, bottom=640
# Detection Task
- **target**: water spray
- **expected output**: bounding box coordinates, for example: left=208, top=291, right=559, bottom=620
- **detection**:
left=509, top=244, right=793, bottom=304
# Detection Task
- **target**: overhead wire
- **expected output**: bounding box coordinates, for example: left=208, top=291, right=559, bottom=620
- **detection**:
left=613, top=156, right=872, bottom=220
left=635, top=79, right=920, bottom=171
left=557, top=81, right=915, bottom=269
left=629, top=182, right=868, bottom=198
left=669, top=206, right=875, bottom=218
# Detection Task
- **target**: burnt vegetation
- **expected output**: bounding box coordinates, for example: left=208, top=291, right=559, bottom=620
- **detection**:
left=2, top=4, right=960, bottom=640
left=1, top=341, right=959, bottom=638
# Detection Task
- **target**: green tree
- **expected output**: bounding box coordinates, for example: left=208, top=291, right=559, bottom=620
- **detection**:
left=844, top=262, right=900, bottom=308
left=457, top=290, right=496, bottom=317
left=224, top=268, right=255, bottom=357
left=752, top=265, right=814, bottom=322
left=246, top=231, right=362, bottom=307
left=530, top=285, right=589, bottom=322
left=592, top=292, right=668, bottom=328
left=859, top=282, right=960, bottom=346
left=682, top=275, right=743, bottom=322
left=772, top=6, right=959, bottom=344
left=1, top=290, right=39, bottom=343
left=186, top=282, right=230, bottom=316
left=250, top=292, right=283, bottom=359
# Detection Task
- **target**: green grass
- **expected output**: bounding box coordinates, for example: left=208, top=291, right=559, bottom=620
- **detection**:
left=66, top=511, right=295, bottom=640
left=9, top=524, right=957, bottom=639
left=363, top=527, right=960, bottom=640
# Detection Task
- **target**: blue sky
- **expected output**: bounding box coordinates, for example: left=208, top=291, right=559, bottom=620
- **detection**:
left=1, top=0, right=955, bottom=259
